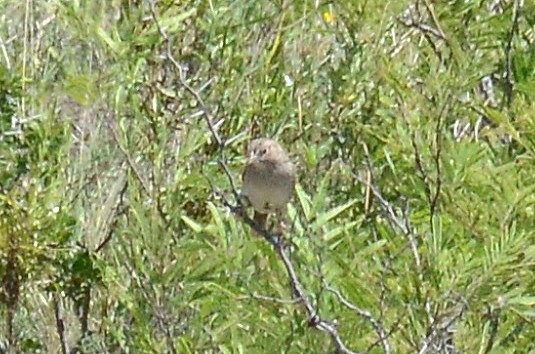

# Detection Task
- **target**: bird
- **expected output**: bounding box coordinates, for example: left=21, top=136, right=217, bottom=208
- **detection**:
left=242, top=137, right=296, bottom=230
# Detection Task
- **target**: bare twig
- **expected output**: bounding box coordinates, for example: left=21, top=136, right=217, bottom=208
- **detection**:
left=109, top=124, right=151, bottom=196
left=245, top=292, right=301, bottom=305
left=398, top=2, right=447, bottom=60
left=483, top=306, right=501, bottom=354
left=109, top=121, right=170, bottom=224
left=429, top=94, right=450, bottom=220
left=418, top=300, right=466, bottom=354
left=53, top=294, right=68, bottom=354
left=397, top=94, right=449, bottom=225
left=360, top=145, right=410, bottom=236
left=408, top=125, right=432, bottom=212
left=421, top=0, right=447, bottom=40
left=94, top=165, right=128, bottom=253
left=323, top=281, right=392, bottom=354
left=0, top=35, right=11, bottom=70
left=502, top=0, right=524, bottom=109
left=362, top=143, right=373, bottom=215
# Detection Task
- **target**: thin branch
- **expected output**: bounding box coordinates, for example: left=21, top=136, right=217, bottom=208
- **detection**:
left=109, top=123, right=151, bottom=196
left=483, top=306, right=501, bottom=354
left=398, top=2, right=447, bottom=61
left=502, top=0, right=524, bottom=109
left=95, top=165, right=128, bottom=253
left=421, top=0, right=447, bottom=40
left=429, top=94, right=450, bottom=220
left=323, top=282, right=392, bottom=354
left=53, top=294, right=68, bottom=354
left=360, top=144, right=410, bottom=236
left=418, top=300, right=466, bottom=354
left=245, top=292, right=301, bottom=305
left=109, top=120, right=171, bottom=225
left=362, top=143, right=374, bottom=215
left=409, top=126, right=432, bottom=209
left=0, top=35, right=11, bottom=70
left=77, top=282, right=91, bottom=338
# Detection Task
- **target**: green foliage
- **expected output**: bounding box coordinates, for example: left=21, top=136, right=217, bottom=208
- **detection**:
left=1, top=0, right=535, bottom=353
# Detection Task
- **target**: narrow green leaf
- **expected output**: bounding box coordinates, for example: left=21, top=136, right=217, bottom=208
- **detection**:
left=324, top=220, right=358, bottom=247
left=311, top=199, right=357, bottom=232
left=508, top=296, right=535, bottom=306
left=181, top=215, right=203, bottom=233
left=295, top=183, right=311, bottom=221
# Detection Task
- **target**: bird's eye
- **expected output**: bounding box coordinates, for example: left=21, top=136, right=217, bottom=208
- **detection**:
left=260, top=148, right=267, bottom=155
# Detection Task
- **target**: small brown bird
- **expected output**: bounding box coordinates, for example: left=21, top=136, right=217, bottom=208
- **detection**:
left=242, top=138, right=296, bottom=229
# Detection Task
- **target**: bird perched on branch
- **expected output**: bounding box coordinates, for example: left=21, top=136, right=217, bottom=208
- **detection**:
left=242, top=138, right=296, bottom=230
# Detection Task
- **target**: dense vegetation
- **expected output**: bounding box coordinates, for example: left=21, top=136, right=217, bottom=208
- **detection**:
left=1, top=0, right=535, bottom=353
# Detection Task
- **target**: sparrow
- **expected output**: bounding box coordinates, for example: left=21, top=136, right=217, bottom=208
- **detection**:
left=242, top=138, right=296, bottom=229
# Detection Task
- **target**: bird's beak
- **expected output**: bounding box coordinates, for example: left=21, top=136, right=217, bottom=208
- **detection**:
left=247, top=151, right=258, bottom=164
